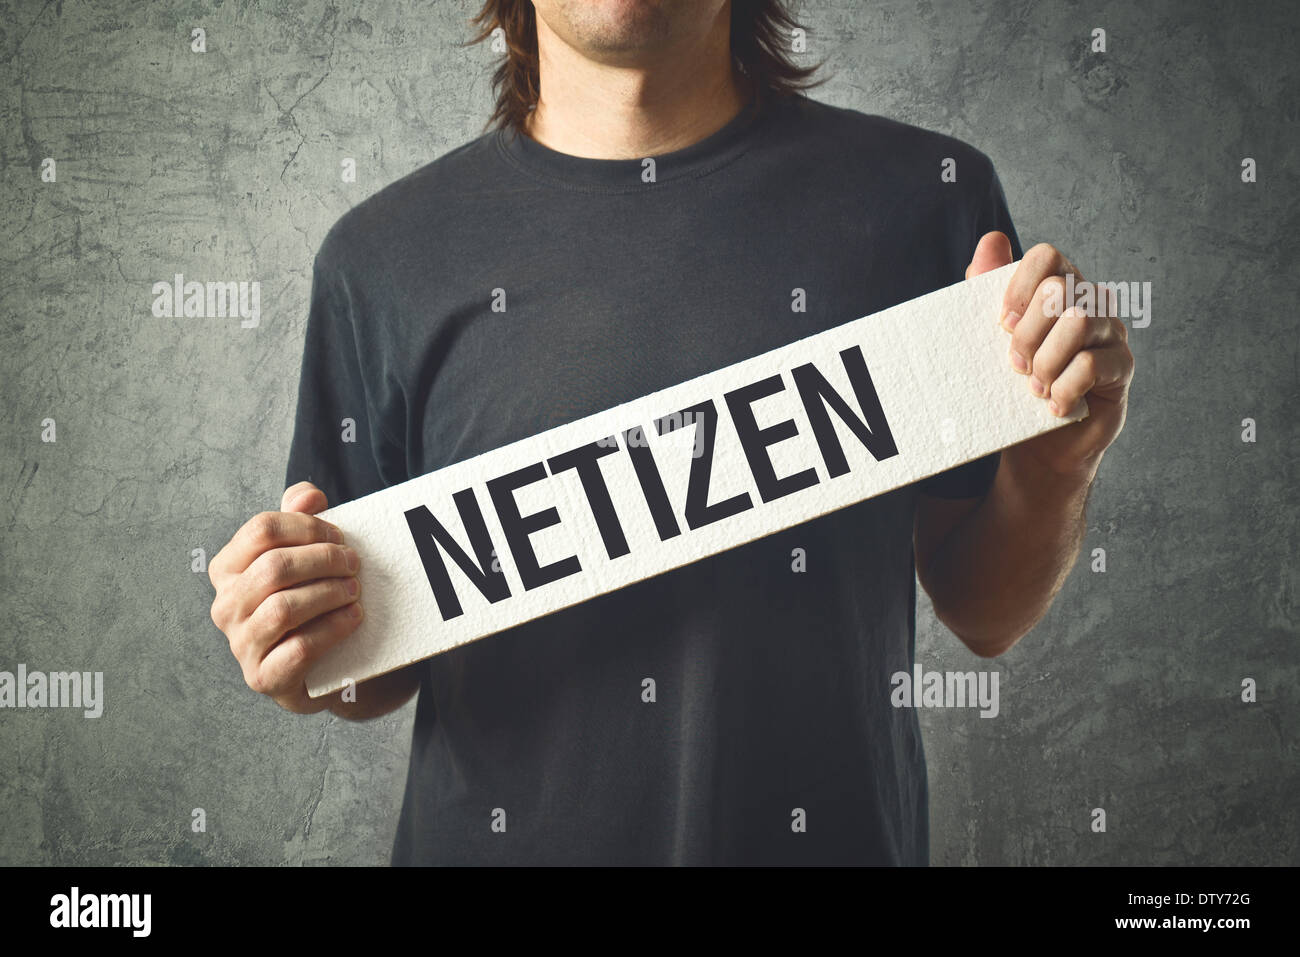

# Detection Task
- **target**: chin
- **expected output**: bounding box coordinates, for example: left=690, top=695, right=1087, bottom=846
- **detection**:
left=551, top=0, right=686, bottom=57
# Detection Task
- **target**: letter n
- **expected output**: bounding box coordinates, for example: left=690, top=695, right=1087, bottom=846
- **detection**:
left=792, top=345, right=899, bottom=476
left=404, top=492, right=511, bottom=620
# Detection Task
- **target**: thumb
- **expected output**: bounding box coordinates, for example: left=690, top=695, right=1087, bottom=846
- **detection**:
left=965, top=230, right=1014, bottom=279
left=281, top=480, right=329, bottom=515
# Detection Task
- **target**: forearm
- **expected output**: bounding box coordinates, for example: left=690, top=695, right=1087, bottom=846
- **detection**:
left=920, top=448, right=1096, bottom=656
left=326, top=664, right=422, bottom=721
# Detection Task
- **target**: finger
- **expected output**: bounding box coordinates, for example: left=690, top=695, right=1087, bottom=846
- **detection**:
left=225, top=541, right=360, bottom=622
left=1028, top=309, right=1122, bottom=398
left=1047, top=345, right=1133, bottom=416
left=282, top=481, right=329, bottom=515
left=216, top=510, right=344, bottom=577
left=966, top=230, right=1014, bottom=279
left=247, top=602, right=364, bottom=698
left=1000, top=243, right=1079, bottom=330
left=1008, top=275, right=1071, bottom=375
left=240, top=576, right=361, bottom=662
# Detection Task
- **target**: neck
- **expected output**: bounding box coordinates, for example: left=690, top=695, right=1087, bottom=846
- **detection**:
left=524, top=10, right=752, bottom=160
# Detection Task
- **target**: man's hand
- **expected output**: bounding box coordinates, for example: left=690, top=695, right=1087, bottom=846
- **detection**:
left=914, top=233, right=1136, bottom=656
left=208, top=481, right=362, bottom=714
left=967, top=231, right=1135, bottom=478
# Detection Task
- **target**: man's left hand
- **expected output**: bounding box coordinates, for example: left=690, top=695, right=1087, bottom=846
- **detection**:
left=967, top=232, right=1136, bottom=479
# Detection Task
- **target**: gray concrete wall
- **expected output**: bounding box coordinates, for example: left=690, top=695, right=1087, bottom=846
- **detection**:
left=1, top=0, right=1294, bottom=865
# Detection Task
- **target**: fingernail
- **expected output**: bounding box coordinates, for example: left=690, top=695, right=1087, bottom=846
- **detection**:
left=1001, top=311, right=1021, bottom=332
left=1048, top=401, right=1061, bottom=416
left=328, top=526, right=344, bottom=544
left=1029, top=376, right=1045, bottom=396
left=348, top=601, right=363, bottom=620
left=1010, top=350, right=1029, bottom=373
left=344, top=547, right=359, bottom=572
left=345, top=577, right=360, bottom=597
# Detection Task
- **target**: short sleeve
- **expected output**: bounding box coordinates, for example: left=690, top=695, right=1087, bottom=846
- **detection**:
left=917, top=161, right=1023, bottom=500
left=284, top=237, right=405, bottom=507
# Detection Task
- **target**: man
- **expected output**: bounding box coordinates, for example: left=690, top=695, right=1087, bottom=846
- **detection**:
left=207, top=0, right=1134, bottom=865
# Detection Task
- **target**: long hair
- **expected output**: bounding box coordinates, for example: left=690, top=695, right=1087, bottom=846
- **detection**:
left=467, top=1, right=826, bottom=132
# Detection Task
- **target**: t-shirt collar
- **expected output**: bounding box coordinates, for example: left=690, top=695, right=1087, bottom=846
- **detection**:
left=495, top=93, right=769, bottom=191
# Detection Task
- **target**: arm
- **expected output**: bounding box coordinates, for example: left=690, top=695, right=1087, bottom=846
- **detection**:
left=915, top=236, right=1133, bottom=657
left=916, top=455, right=1092, bottom=657
left=328, top=664, right=422, bottom=721
left=228, top=229, right=417, bottom=719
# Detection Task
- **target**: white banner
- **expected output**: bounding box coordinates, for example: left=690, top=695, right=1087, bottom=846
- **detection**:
left=306, top=262, right=1085, bottom=696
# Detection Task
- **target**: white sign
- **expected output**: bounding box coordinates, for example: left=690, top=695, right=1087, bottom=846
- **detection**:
left=306, top=262, right=1085, bottom=696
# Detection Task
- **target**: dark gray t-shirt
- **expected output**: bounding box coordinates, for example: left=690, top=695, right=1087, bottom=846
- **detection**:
left=286, top=92, right=1022, bottom=865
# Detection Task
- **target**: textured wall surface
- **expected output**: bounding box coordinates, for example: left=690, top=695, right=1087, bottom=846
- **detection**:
left=1, top=0, right=1295, bottom=865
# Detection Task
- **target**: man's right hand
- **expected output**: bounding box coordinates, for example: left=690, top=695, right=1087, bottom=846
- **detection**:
left=208, top=481, right=363, bottom=714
